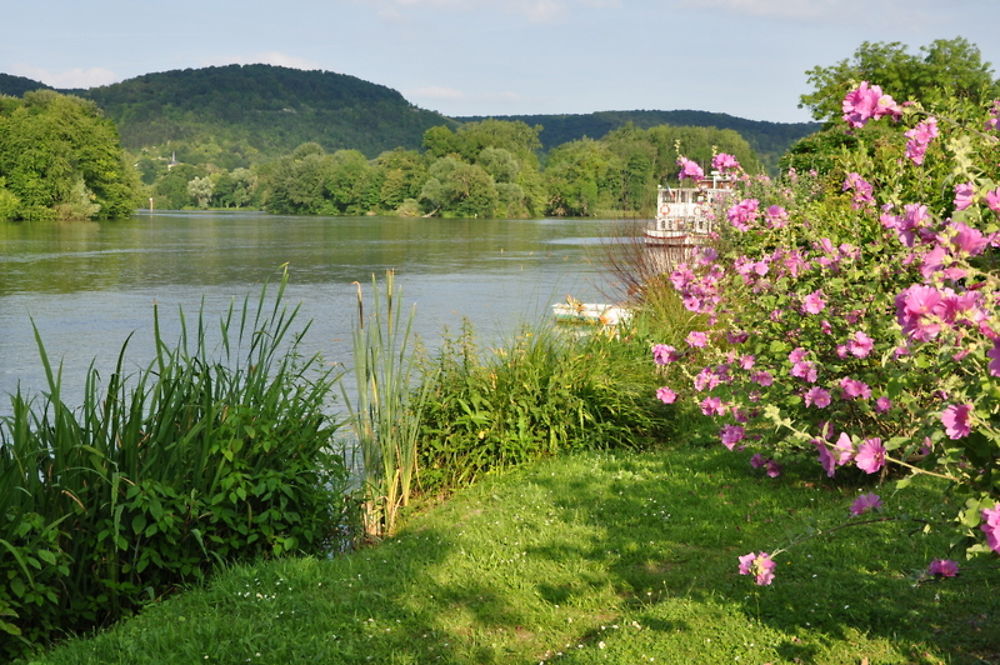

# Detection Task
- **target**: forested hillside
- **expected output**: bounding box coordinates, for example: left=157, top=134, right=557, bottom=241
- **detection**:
left=458, top=110, right=820, bottom=172
left=82, top=65, right=456, bottom=160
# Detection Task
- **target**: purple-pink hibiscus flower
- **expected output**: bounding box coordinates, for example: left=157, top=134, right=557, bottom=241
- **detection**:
left=940, top=403, right=973, bottom=439
left=719, top=424, right=745, bottom=450
left=850, top=493, right=882, bottom=515
left=677, top=156, right=704, bottom=181
left=981, top=504, right=1000, bottom=553
left=855, top=438, right=886, bottom=474
left=652, top=344, right=680, bottom=365
left=927, top=559, right=959, bottom=577
left=738, top=551, right=776, bottom=585
left=801, top=290, right=826, bottom=315
left=804, top=387, right=831, bottom=408
left=656, top=386, right=677, bottom=404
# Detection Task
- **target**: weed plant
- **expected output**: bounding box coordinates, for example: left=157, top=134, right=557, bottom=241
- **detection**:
left=417, top=319, right=672, bottom=492
left=0, top=277, right=347, bottom=659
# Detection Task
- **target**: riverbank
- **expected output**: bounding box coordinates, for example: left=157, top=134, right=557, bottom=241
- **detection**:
left=31, top=445, right=999, bottom=664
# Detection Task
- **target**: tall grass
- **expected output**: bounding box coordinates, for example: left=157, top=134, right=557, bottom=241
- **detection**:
left=0, top=275, right=347, bottom=659
left=343, top=271, right=432, bottom=540
left=417, top=319, right=673, bottom=492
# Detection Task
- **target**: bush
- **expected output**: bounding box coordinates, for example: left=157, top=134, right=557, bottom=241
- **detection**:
left=0, top=278, right=347, bottom=659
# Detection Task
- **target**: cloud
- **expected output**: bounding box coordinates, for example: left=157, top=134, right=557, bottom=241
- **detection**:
left=10, top=65, right=120, bottom=89
left=408, top=85, right=467, bottom=100
left=367, top=0, right=618, bottom=23
left=673, top=0, right=934, bottom=22
left=201, top=51, right=324, bottom=71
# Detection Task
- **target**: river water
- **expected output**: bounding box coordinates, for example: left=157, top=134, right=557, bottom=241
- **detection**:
left=0, top=211, right=626, bottom=411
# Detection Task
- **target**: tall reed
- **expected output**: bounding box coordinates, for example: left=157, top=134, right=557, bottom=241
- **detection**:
left=343, top=271, right=432, bottom=539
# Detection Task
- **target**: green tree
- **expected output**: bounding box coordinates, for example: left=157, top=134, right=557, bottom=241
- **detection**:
left=543, top=138, right=620, bottom=216
left=372, top=148, right=426, bottom=211
left=800, top=37, right=999, bottom=124
left=187, top=175, right=214, bottom=208
left=419, top=156, right=498, bottom=218
left=0, top=90, right=137, bottom=220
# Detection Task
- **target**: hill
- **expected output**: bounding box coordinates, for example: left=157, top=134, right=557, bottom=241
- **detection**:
left=457, top=110, right=820, bottom=171
left=1, top=66, right=818, bottom=168
left=0, top=72, right=55, bottom=97
left=80, top=64, right=455, bottom=158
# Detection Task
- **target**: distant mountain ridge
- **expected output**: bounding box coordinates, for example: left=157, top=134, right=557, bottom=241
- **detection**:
left=0, top=66, right=818, bottom=165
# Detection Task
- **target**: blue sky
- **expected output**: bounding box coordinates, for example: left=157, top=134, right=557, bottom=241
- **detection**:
left=3, top=0, right=999, bottom=123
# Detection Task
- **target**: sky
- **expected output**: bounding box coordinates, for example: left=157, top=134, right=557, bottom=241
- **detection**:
left=3, top=0, right=999, bottom=124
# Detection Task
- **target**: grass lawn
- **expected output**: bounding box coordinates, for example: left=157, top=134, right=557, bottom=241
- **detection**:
left=29, top=445, right=999, bottom=664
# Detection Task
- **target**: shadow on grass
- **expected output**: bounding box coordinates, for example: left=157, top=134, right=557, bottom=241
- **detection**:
left=521, top=446, right=1000, bottom=664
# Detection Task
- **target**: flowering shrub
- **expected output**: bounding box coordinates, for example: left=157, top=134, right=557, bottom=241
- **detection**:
left=655, top=84, right=1000, bottom=583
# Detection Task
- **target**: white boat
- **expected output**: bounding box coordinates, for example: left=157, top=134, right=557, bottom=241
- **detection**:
left=644, top=170, right=734, bottom=255
left=551, top=300, right=631, bottom=326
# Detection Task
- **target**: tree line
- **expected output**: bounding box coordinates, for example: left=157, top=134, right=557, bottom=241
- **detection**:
left=141, top=119, right=761, bottom=218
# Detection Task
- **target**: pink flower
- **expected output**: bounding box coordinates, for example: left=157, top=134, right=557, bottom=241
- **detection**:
left=953, top=182, right=976, bottom=211
left=927, top=559, right=959, bottom=577
left=846, top=331, right=874, bottom=358
left=726, top=198, right=759, bottom=232
left=855, top=438, right=886, bottom=474
left=700, top=396, right=726, bottom=416
left=988, top=341, right=1000, bottom=377
left=656, top=386, right=678, bottom=404
left=652, top=344, right=680, bottom=365
left=940, top=403, right=972, bottom=439
left=749, top=453, right=767, bottom=469
left=875, top=396, right=892, bottom=413
left=904, top=117, right=938, bottom=165
left=943, top=221, right=989, bottom=257
left=712, top=153, right=740, bottom=172
left=738, top=551, right=776, bottom=586
left=751, top=371, right=773, bottom=387
left=720, top=425, right=745, bottom=450
left=801, top=290, right=826, bottom=315
left=981, top=504, right=1000, bottom=553
left=850, top=493, right=882, bottom=515
left=677, top=157, right=704, bottom=181
left=765, top=205, right=788, bottom=229
left=843, top=172, right=874, bottom=209
left=686, top=331, right=709, bottom=348
left=804, top=387, right=831, bottom=408
left=765, top=460, right=782, bottom=478
left=790, top=361, right=818, bottom=383
left=986, top=188, right=1000, bottom=214
left=842, top=81, right=900, bottom=128
left=839, top=377, right=871, bottom=400
left=815, top=440, right=836, bottom=477
left=833, top=433, right=854, bottom=465
left=788, top=347, right=808, bottom=363
left=738, top=354, right=755, bottom=370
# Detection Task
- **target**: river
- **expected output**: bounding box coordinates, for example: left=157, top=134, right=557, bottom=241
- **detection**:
left=0, top=211, right=627, bottom=411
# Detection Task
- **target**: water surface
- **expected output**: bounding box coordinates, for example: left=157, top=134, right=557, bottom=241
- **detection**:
left=0, top=212, right=623, bottom=409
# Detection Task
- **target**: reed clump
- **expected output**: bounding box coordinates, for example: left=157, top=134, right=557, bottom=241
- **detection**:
left=343, top=271, right=433, bottom=540
left=0, top=277, right=347, bottom=660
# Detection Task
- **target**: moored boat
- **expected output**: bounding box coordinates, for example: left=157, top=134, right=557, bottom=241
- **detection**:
left=644, top=169, right=735, bottom=257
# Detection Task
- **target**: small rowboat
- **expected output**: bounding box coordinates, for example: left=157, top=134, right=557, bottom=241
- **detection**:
left=551, top=301, right=631, bottom=326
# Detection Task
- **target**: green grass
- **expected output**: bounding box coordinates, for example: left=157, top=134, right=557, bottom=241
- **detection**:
left=28, top=445, right=999, bottom=664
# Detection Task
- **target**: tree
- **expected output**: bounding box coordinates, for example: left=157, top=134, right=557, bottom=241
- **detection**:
left=419, top=156, right=498, bottom=218
left=800, top=37, right=1000, bottom=124
left=0, top=90, right=137, bottom=220
left=187, top=175, right=214, bottom=208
